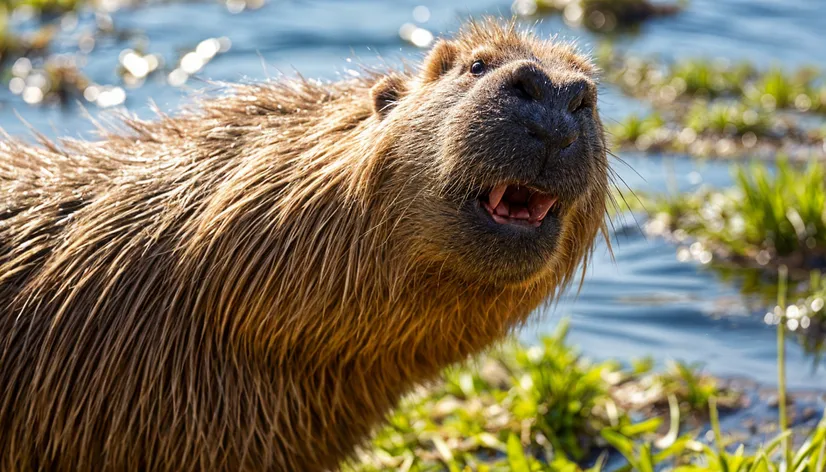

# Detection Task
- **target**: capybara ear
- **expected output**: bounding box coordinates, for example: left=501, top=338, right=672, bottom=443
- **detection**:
left=421, top=40, right=459, bottom=82
left=371, top=74, right=407, bottom=118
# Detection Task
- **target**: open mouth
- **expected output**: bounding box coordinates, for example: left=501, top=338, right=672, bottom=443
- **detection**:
left=479, top=184, right=558, bottom=228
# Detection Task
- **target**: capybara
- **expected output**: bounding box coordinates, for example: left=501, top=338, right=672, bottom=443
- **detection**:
left=0, top=18, right=608, bottom=471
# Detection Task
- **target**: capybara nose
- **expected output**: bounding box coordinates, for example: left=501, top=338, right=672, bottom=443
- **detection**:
left=511, top=64, right=586, bottom=151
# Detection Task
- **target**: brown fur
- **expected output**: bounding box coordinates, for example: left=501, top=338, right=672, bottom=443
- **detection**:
left=0, top=19, right=608, bottom=471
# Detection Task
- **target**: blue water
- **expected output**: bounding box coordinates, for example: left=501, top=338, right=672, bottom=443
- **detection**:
left=2, top=0, right=825, bottom=390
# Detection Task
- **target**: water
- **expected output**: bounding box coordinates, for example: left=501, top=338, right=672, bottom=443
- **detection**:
left=2, top=0, right=825, bottom=391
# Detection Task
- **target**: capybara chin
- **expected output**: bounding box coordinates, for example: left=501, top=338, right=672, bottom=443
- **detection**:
left=0, top=18, right=607, bottom=471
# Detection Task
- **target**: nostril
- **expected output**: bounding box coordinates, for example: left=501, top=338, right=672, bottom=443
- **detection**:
left=524, top=121, right=545, bottom=140
left=567, top=81, right=591, bottom=113
left=560, top=131, right=579, bottom=149
left=568, top=94, right=584, bottom=113
left=513, top=80, right=534, bottom=101
left=510, top=67, right=544, bottom=102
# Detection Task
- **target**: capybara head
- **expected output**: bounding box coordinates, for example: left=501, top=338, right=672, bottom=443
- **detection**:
left=369, top=19, right=608, bottom=287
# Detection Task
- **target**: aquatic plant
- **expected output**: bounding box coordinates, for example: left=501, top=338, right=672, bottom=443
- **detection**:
left=603, top=405, right=826, bottom=472
left=601, top=53, right=825, bottom=159
left=0, top=0, right=253, bottom=110
left=513, top=0, right=682, bottom=33
left=601, top=54, right=756, bottom=103
left=603, top=55, right=755, bottom=102
left=745, top=67, right=822, bottom=112
left=734, top=160, right=826, bottom=258
left=602, top=52, right=826, bottom=115
left=9, top=0, right=84, bottom=15
left=347, top=321, right=743, bottom=471
left=683, top=101, right=770, bottom=137
left=669, top=59, right=753, bottom=99
left=0, top=8, right=9, bottom=67
left=608, top=113, right=665, bottom=146
left=647, top=158, right=826, bottom=264
left=606, top=108, right=821, bottom=159
left=603, top=280, right=826, bottom=472
left=642, top=161, right=826, bottom=295
left=349, top=314, right=826, bottom=471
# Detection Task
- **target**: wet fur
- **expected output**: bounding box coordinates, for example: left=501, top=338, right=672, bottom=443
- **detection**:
left=0, top=20, right=608, bottom=471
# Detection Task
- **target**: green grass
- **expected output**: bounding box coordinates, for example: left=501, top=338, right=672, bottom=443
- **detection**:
left=607, top=104, right=775, bottom=155
left=608, top=113, right=666, bottom=145
left=8, top=0, right=86, bottom=14
left=347, top=317, right=825, bottom=471
left=601, top=54, right=754, bottom=101
left=646, top=159, right=826, bottom=263
left=684, top=101, right=769, bottom=137
left=603, top=275, right=826, bottom=472
left=516, top=0, right=682, bottom=33
left=346, top=320, right=750, bottom=471
left=745, top=67, right=822, bottom=112
left=601, top=53, right=824, bottom=157
left=733, top=160, right=826, bottom=257
left=602, top=53, right=826, bottom=114
left=665, top=59, right=754, bottom=99
left=1, top=7, right=12, bottom=66
left=603, top=403, right=826, bottom=472
left=348, top=309, right=826, bottom=472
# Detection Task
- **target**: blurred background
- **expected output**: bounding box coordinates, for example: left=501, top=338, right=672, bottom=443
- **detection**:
left=2, top=0, right=826, bottom=469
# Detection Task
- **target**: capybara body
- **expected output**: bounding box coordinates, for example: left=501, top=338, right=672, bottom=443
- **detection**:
left=0, top=19, right=608, bottom=471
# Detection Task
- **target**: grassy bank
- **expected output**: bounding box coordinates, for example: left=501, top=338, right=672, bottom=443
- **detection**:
left=601, top=52, right=825, bottom=113
left=601, top=50, right=826, bottom=159
left=643, top=159, right=826, bottom=273
left=347, top=320, right=825, bottom=472
left=513, top=0, right=682, bottom=33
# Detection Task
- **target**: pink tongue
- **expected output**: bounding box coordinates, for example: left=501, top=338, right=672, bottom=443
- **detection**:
left=511, top=207, right=530, bottom=219
left=528, top=193, right=557, bottom=222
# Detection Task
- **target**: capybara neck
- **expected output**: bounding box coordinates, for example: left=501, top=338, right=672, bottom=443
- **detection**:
left=0, top=18, right=607, bottom=471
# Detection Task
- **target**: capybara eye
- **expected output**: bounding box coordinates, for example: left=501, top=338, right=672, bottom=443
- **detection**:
left=470, top=60, right=486, bottom=76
